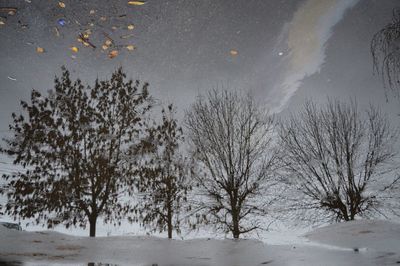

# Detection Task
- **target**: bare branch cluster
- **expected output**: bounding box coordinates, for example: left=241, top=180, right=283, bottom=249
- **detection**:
left=371, top=8, right=400, bottom=98
left=279, top=99, right=399, bottom=222
left=185, top=90, right=280, bottom=238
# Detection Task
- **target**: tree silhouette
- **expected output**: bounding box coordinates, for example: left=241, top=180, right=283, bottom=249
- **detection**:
left=135, top=105, right=192, bottom=239
left=185, top=90, right=279, bottom=239
left=371, top=8, right=400, bottom=98
left=279, top=99, right=399, bottom=222
left=1, top=67, right=154, bottom=237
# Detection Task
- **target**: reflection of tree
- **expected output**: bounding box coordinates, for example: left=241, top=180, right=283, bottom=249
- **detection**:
left=185, top=90, right=279, bottom=239
left=136, top=105, right=192, bottom=239
left=1, top=67, right=154, bottom=237
left=371, top=8, right=400, bottom=98
left=280, top=99, right=400, bottom=222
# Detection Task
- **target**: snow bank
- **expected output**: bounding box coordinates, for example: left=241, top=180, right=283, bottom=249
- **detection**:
left=305, top=219, right=400, bottom=252
left=1, top=220, right=400, bottom=265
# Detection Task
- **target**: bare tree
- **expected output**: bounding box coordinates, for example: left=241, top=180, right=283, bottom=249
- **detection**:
left=279, top=99, right=399, bottom=222
left=184, top=90, right=279, bottom=239
left=371, top=8, right=400, bottom=98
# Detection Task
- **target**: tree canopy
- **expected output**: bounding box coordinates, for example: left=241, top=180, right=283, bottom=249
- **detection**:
left=1, top=67, right=154, bottom=236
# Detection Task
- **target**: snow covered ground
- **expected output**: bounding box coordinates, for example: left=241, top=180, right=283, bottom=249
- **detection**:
left=0, top=220, right=399, bottom=266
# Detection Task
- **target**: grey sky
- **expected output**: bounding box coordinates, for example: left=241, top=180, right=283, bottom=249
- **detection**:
left=0, top=0, right=399, bottom=147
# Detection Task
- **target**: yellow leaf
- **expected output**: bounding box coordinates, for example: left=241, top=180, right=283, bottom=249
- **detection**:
left=102, top=45, right=109, bottom=50
left=58, top=1, right=66, bottom=8
left=71, top=46, right=79, bottom=53
left=230, top=49, right=238, bottom=56
left=126, top=45, right=136, bottom=51
left=128, top=1, right=146, bottom=6
left=127, top=24, right=135, bottom=30
left=105, top=39, right=112, bottom=46
left=108, top=50, right=119, bottom=59
left=83, top=42, right=90, bottom=47
left=36, top=47, right=44, bottom=53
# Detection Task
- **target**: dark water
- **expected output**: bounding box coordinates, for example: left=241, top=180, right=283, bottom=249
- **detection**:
left=0, top=261, right=119, bottom=266
left=0, top=260, right=23, bottom=266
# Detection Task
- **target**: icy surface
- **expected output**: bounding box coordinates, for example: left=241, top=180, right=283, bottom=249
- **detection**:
left=0, top=219, right=399, bottom=265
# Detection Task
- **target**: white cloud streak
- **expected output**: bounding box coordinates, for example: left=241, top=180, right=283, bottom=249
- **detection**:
left=272, top=0, right=359, bottom=112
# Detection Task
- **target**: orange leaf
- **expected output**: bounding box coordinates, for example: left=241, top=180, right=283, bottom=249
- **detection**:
left=108, top=50, right=119, bottom=59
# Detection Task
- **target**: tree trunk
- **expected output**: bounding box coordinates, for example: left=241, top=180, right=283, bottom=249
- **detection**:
left=232, top=221, right=240, bottom=239
left=89, top=215, right=97, bottom=237
left=231, top=190, right=240, bottom=239
left=232, top=209, right=240, bottom=239
left=167, top=220, right=173, bottom=239
left=167, top=201, right=173, bottom=239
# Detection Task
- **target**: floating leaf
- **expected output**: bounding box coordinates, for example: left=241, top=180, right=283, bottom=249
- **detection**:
left=108, top=50, right=118, bottom=59
left=36, top=47, right=44, bottom=53
left=57, top=18, right=66, bottom=26
left=102, top=44, right=109, bottom=50
left=100, top=16, right=107, bottom=21
left=78, top=33, right=96, bottom=49
left=18, top=21, right=28, bottom=29
left=127, top=24, right=135, bottom=30
left=230, top=49, right=238, bottom=56
left=126, top=45, right=136, bottom=51
left=54, top=27, right=60, bottom=37
left=128, top=1, right=146, bottom=6
left=120, top=34, right=134, bottom=39
left=58, top=1, right=66, bottom=8
left=0, top=7, right=17, bottom=15
left=70, top=46, right=79, bottom=53
left=89, top=9, right=96, bottom=15
left=105, top=39, right=112, bottom=46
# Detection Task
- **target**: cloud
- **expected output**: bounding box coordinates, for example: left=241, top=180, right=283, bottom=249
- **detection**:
left=271, top=0, right=359, bottom=112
